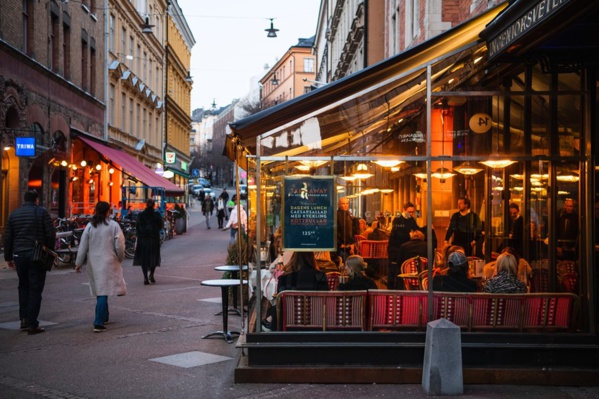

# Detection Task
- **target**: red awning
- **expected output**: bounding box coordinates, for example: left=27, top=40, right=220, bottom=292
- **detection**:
left=79, top=136, right=185, bottom=196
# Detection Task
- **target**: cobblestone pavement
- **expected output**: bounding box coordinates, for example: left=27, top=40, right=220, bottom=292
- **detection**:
left=1, top=196, right=598, bottom=398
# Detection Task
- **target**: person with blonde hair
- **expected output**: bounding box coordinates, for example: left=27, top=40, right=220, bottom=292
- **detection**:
left=483, top=252, right=527, bottom=294
left=338, top=255, right=377, bottom=291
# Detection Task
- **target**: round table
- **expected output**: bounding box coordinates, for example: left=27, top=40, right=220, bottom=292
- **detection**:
left=201, top=279, right=248, bottom=343
left=213, top=265, right=249, bottom=316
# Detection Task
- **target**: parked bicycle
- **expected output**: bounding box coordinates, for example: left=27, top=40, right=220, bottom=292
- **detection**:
left=118, top=220, right=137, bottom=259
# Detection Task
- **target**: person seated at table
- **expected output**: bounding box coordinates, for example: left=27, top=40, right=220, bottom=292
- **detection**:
left=483, top=252, right=527, bottom=294
left=261, top=252, right=328, bottom=332
left=389, top=230, right=428, bottom=290
left=434, top=244, right=465, bottom=277
left=315, top=251, right=340, bottom=272
left=358, top=218, right=369, bottom=236
left=483, top=247, right=531, bottom=288
left=432, top=251, right=477, bottom=292
left=367, top=217, right=390, bottom=240
left=338, top=255, right=377, bottom=291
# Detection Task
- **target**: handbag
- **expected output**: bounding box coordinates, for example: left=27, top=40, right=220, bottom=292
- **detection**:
left=31, top=207, right=57, bottom=272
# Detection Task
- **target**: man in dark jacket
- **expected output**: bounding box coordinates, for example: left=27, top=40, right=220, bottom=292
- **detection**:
left=4, top=190, right=56, bottom=335
left=336, top=197, right=356, bottom=262
left=387, top=202, right=421, bottom=289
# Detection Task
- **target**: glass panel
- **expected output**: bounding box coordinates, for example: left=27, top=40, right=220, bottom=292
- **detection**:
left=557, top=95, right=581, bottom=157
left=555, top=162, right=580, bottom=262
left=508, top=96, right=525, bottom=155
left=529, top=161, right=549, bottom=262
left=531, top=95, right=550, bottom=156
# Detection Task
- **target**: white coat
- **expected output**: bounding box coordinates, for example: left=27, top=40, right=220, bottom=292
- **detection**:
left=76, top=219, right=127, bottom=297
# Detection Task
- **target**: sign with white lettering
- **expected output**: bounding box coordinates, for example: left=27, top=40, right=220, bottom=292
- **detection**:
left=282, top=176, right=335, bottom=251
left=15, top=137, right=36, bottom=157
left=487, top=0, right=570, bottom=60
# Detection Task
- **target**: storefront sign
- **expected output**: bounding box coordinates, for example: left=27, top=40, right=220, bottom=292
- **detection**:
left=165, top=152, right=176, bottom=164
left=15, top=137, right=36, bottom=157
left=469, top=113, right=492, bottom=134
left=487, top=0, right=570, bottom=60
left=282, top=176, right=335, bottom=251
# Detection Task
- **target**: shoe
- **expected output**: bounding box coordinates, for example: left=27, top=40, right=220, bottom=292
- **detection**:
left=93, top=325, right=107, bottom=333
left=149, top=276, right=155, bottom=283
left=27, top=326, right=45, bottom=335
left=144, top=280, right=149, bottom=285
left=261, top=320, right=272, bottom=332
left=20, top=319, right=27, bottom=331
left=207, top=227, right=211, bottom=229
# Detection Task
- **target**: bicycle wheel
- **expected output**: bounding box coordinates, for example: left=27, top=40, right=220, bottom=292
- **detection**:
left=125, top=238, right=136, bottom=259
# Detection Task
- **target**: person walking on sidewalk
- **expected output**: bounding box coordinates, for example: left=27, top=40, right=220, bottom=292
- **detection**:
left=75, top=201, right=127, bottom=333
left=202, top=195, right=215, bottom=229
left=3, top=190, right=56, bottom=335
left=133, top=199, right=163, bottom=285
left=216, top=197, right=226, bottom=229
left=225, top=199, right=247, bottom=244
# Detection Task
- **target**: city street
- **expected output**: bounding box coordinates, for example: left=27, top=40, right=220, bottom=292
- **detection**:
left=1, top=198, right=598, bottom=399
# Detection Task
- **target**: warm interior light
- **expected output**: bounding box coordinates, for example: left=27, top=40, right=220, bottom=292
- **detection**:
left=453, top=162, right=483, bottom=175
left=162, top=170, right=174, bottom=179
left=339, top=175, right=358, bottom=181
left=352, top=163, right=373, bottom=179
left=109, top=181, right=114, bottom=186
left=299, top=160, right=327, bottom=169
left=372, top=160, right=404, bottom=168
left=80, top=160, right=87, bottom=167
left=95, top=164, right=102, bottom=171
left=3, top=146, right=11, bottom=151
left=380, top=188, right=394, bottom=193
left=556, top=174, right=579, bottom=182
left=479, top=159, right=516, bottom=168
left=88, top=179, right=94, bottom=184
left=60, top=160, right=68, bottom=167
left=431, top=167, right=457, bottom=183
left=413, top=172, right=428, bottom=180
left=109, top=167, right=115, bottom=174
left=390, top=167, right=400, bottom=172
left=474, top=56, right=483, bottom=64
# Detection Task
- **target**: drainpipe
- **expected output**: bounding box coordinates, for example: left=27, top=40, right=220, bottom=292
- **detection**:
left=103, top=0, right=109, bottom=141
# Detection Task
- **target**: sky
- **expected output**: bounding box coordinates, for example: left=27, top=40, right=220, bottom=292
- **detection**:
left=175, top=0, right=322, bottom=112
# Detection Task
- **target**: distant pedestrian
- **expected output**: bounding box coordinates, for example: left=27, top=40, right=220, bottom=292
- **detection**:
left=4, top=190, right=56, bottom=335
left=133, top=199, right=163, bottom=285
left=219, top=188, right=230, bottom=218
left=75, top=201, right=127, bottom=333
left=227, top=198, right=234, bottom=219
left=202, top=195, right=215, bottom=229
left=216, top=197, right=226, bottom=229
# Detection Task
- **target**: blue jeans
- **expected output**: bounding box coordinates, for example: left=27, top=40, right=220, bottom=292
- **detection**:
left=94, top=296, right=109, bottom=326
left=15, top=252, right=47, bottom=329
left=229, top=228, right=238, bottom=245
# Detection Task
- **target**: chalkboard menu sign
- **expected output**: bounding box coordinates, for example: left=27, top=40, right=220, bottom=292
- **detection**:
left=282, top=176, right=336, bottom=251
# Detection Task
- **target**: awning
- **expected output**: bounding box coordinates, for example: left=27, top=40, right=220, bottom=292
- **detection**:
left=229, top=4, right=506, bottom=156
left=79, top=136, right=185, bottom=196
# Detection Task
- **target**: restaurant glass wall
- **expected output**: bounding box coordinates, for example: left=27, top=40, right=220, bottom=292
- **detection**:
left=241, top=45, right=594, bottom=334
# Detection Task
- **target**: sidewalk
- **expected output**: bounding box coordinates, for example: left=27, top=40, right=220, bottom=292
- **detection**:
left=1, top=204, right=598, bottom=398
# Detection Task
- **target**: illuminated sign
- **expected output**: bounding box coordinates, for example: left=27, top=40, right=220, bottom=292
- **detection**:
left=165, top=152, right=176, bottom=164
left=15, top=137, right=36, bottom=157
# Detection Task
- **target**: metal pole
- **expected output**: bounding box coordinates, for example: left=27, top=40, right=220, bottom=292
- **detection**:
left=426, top=64, right=434, bottom=321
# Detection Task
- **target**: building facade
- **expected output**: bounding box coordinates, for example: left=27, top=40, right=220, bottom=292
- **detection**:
left=1, top=0, right=105, bottom=227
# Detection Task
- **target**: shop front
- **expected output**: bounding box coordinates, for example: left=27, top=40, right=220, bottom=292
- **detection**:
left=228, top=1, right=599, bottom=384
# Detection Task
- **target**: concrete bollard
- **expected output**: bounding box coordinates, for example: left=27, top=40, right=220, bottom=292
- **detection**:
left=422, top=318, right=463, bottom=396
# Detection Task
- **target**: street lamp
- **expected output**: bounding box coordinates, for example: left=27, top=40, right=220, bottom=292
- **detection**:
left=265, top=18, right=278, bottom=38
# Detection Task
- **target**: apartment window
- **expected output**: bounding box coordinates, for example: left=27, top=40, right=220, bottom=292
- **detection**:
left=137, top=0, right=147, bottom=15
left=121, top=92, right=126, bottom=131
left=81, top=37, right=88, bottom=91
left=22, top=0, right=34, bottom=55
left=109, top=14, right=115, bottom=53
left=50, top=11, right=59, bottom=72
left=411, top=0, right=420, bottom=39
left=129, top=98, right=134, bottom=133
left=148, top=112, right=152, bottom=140
left=121, top=27, right=126, bottom=55
left=143, top=108, right=147, bottom=137
left=143, top=51, right=147, bottom=81
left=109, top=84, right=115, bottom=125
left=90, top=45, right=96, bottom=95
left=136, top=103, right=140, bottom=134
left=137, top=44, right=141, bottom=73
left=149, top=58, right=153, bottom=88
left=304, top=58, right=314, bottom=73
left=129, top=36, right=134, bottom=62
left=62, top=22, right=71, bottom=79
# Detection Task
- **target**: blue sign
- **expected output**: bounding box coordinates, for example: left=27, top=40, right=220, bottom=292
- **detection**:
left=191, top=169, right=200, bottom=177
left=15, top=137, right=36, bottom=157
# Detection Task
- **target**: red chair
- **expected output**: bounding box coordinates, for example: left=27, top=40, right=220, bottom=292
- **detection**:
left=399, top=256, right=428, bottom=290
left=557, top=261, right=578, bottom=293
left=419, top=270, right=429, bottom=290
left=326, top=272, right=341, bottom=291
left=359, top=240, right=388, bottom=259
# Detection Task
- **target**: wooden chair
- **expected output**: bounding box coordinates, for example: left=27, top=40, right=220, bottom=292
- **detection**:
left=418, top=270, right=429, bottom=290
left=354, top=235, right=367, bottom=255
left=326, top=271, right=341, bottom=291
left=399, top=256, right=428, bottom=290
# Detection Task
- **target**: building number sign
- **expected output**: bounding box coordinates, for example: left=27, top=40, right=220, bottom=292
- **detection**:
left=469, top=113, right=492, bottom=134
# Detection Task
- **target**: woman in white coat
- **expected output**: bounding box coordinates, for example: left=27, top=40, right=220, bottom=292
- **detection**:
left=75, top=201, right=127, bottom=333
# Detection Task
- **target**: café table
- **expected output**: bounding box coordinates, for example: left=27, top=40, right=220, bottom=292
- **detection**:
left=201, top=279, right=248, bottom=343
left=214, top=265, right=249, bottom=316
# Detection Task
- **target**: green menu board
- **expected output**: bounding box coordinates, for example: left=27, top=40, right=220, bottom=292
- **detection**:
left=282, top=176, right=336, bottom=251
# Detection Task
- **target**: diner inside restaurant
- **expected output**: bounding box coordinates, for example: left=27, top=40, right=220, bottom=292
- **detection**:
left=226, top=3, right=598, bottom=343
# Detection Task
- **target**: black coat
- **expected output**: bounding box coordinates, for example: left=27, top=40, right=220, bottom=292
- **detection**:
left=338, top=274, right=377, bottom=291
left=277, top=267, right=328, bottom=292
left=133, top=208, right=163, bottom=268
left=4, top=202, right=56, bottom=260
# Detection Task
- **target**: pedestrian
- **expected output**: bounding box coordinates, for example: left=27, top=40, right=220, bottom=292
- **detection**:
left=336, top=196, right=357, bottom=262
left=74, top=201, right=127, bottom=333
left=202, top=195, right=215, bottom=229
left=444, top=197, right=482, bottom=257
left=227, top=198, right=235, bottom=219
left=225, top=199, right=247, bottom=244
left=133, top=199, right=163, bottom=285
left=198, top=188, right=205, bottom=203
left=3, top=190, right=56, bottom=335
left=219, top=188, right=230, bottom=219
left=216, top=197, right=226, bottom=229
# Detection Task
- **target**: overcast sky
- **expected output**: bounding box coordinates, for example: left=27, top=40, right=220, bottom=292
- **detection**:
left=175, top=0, right=321, bottom=112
